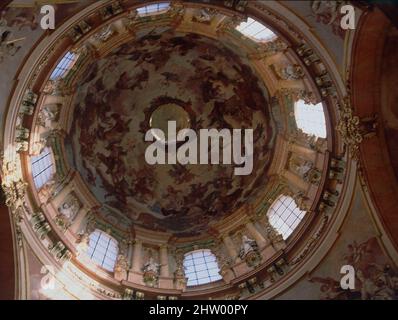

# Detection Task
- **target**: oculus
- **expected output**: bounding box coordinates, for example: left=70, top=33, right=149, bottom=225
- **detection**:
left=145, top=120, right=254, bottom=176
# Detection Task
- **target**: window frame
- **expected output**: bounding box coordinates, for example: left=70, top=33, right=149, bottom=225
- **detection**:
left=86, top=229, right=119, bottom=272
left=267, top=195, right=306, bottom=240
left=294, top=100, right=327, bottom=138
left=183, top=249, right=222, bottom=286
left=236, top=17, right=277, bottom=42
left=136, top=2, right=171, bottom=17
left=31, top=147, right=55, bottom=190
left=49, top=51, right=78, bottom=80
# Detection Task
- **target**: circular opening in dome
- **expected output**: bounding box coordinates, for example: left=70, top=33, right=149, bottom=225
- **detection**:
left=149, top=103, right=191, bottom=144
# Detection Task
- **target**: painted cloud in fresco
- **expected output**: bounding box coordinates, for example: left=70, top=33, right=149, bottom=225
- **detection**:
left=67, top=30, right=276, bottom=237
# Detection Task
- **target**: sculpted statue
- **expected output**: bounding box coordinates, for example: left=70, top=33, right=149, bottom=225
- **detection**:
left=278, top=64, right=304, bottom=80
left=239, top=235, right=262, bottom=268
left=240, top=235, right=257, bottom=256
left=194, top=8, right=216, bottom=23
left=142, top=255, right=162, bottom=287
left=59, top=196, right=80, bottom=221
left=39, top=104, right=60, bottom=127
left=288, top=154, right=314, bottom=179
left=298, top=161, right=314, bottom=178
left=143, top=256, right=161, bottom=274
left=93, top=25, right=114, bottom=43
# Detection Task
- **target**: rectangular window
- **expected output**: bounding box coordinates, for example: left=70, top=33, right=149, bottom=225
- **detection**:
left=88, top=230, right=118, bottom=272
left=50, top=52, right=77, bottom=80
left=31, top=147, right=54, bottom=189
left=137, top=2, right=170, bottom=17
left=236, top=18, right=276, bottom=42
left=268, top=195, right=306, bottom=240
left=184, top=250, right=222, bottom=286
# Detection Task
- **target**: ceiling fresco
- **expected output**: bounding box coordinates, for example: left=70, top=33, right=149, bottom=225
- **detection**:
left=66, top=30, right=276, bottom=237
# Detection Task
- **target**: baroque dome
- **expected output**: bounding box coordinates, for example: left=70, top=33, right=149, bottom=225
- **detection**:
left=6, top=0, right=393, bottom=302
left=66, top=30, right=275, bottom=237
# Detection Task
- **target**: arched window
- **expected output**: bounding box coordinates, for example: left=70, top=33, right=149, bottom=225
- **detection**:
left=137, top=2, right=170, bottom=17
left=267, top=195, right=306, bottom=240
left=50, top=51, right=78, bottom=80
left=183, top=249, right=222, bottom=286
left=86, top=229, right=118, bottom=272
left=31, top=147, right=55, bottom=189
left=236, top=17, right=276, bottom=42
left=294, top=100, right=327, bottom=138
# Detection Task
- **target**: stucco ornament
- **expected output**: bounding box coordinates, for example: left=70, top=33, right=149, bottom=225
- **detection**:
left=58, top=195, right=80, bottom=221
left=336, top=97, right=363, bottom=159
left=114, top=254, right=129, bottom=280
left=277, top=64, right=304, bottom=80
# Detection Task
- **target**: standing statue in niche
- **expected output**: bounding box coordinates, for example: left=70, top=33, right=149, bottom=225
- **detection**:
left=239, top=235, right=261, bottom=268
left=55, top=195, right=80, bottom=232
left=142, top=255, right=161, bottom=288
left=143, top=256, right=161, bottom=274
left=59, top=196, right=81, bottom=221
left=241, top=235, right=257, bottom=255
left=289, top=155, right=313, bottom=178
left=287, top=153, right=322, bottom=185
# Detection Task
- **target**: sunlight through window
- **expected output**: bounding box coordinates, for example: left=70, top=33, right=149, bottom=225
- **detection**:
left=183, top=250, right=222, bottom=286
left=31, top=147, right=55, bottom=189
left=87, top=229, right=118, bottom=272
left=294, top=100, right=327, bottom=138
left=236, top=17, right=276, bottom=42
left=267, top=195, right=306, bottom=240
left=50, top=52, right=77, bottom=80
left=137, top=2, right=171, bottom=17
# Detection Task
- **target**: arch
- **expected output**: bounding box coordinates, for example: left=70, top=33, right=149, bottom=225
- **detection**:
left=0, top=0, right=360, bottom=300
left=351, top=8, right=398, bottom=251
